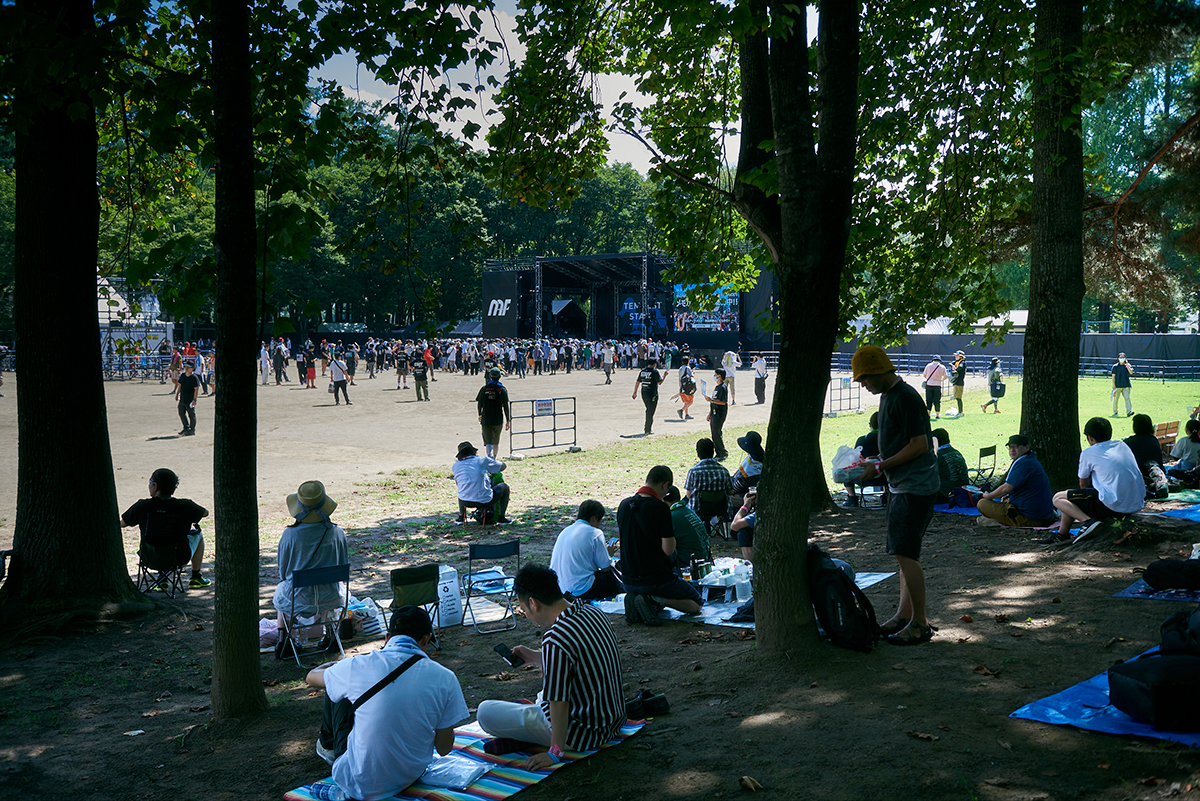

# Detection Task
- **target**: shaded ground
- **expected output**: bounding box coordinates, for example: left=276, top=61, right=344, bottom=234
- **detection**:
left=2, top=369, right=1200, bottom=800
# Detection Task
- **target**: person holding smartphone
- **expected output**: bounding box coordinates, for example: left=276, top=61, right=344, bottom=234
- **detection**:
left=550, top=500, right=622, bottom=601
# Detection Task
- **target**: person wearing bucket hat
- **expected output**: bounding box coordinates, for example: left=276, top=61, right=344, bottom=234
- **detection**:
left=273, top=481, right=349, bottom=647
left=476, top=368, right=511, bottom=459
left=852, top=345, right=939, bottom=646
left=453, top=441, right=511, bottom=524
left=731, top=431, right=764, bottom=498
left=982, top=357, right=1003, bottom=413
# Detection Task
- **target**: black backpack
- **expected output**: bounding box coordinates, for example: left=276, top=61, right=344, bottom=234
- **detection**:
left=1139, top=559, right=1200, bottom=591
left=807, top=544, right=878, bottom=652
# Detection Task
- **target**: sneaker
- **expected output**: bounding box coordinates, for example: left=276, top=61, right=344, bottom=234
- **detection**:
left=179, top=429, right=190, bottom=436
left=1072, top=518, right=1104, bottom=544
left=1126, top=411, right=1134, bottom=417
left=840, top=497, right=859, bottom=509
left=144, top=580, right=167, bottom=593
left=623, top=593, right=642, bottom=625
left=633, top=594, right=663, bottom=627
left=1036, top=531, right=1071, bottom=545
left=184, top=429, right=196, bottom=436
left=678, top=409, right=683, bottom=419
left=981, top=404, right=987, bottom=413
left=189, top=574, right=212, bottom=588
left=315, top=737, right=337, bottom=766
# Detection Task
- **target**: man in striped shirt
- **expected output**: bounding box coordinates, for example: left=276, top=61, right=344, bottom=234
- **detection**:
left=476, top=563, right=625, bottom=770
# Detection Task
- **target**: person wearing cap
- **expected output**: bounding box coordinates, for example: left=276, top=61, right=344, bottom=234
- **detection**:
left=921, top=356, right=947, bottom=420
left=981, top=358, right=1003, bottom=413
left=306, top=605, right=469, bottom=801
left=475, top=368, right=512, bottom=459
left=675, top=355, right=697, bottom=419
left=120, top=468, right=210, bottom=589
left=948, top=351, right=967, bottom=417
left=632, top=356, right=666, bottom=435
left=977, top=435, right=1057, bottom=527
left=273, top=481, right=350, bottom=647
left=703, top=368, right=730, bottom=460
left=852, top=345, right=939, bottom=646
left=476, top=563, right=625, bottom=771
left=1044, top=417, right=1144, bottom=545
left=1111, top=352, right=1134, bottom=417
left=731, top=431, right=764, bottom=498
left=453, top=441, right=510, bottom=524
left=175, top=360, right=201, bottom=435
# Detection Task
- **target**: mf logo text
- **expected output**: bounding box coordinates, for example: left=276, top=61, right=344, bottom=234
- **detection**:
left=488, top=298, right=513, bottom=317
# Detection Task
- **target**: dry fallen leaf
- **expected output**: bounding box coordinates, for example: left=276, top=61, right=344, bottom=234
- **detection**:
left=956, top=637, right=971, bottom=643
left=973, top=665, right=997, bottom=676
left=262, top=679, right=280, bottom=687
left=1097, top=763, right=1110, bottom=770
left=734, top=630, right=755, bottom=641
left=692, top=663, right=703, bottom=671
left=193, top=624, right=204, bottom=631
left=189, top=705, right=210, bottom=713
left=141, top=710, right=163, bottom=718
left=959, top=614, right=974, bottom=623
left=907, top=731, right=939, bottom=741
left=994, top=614, right=1008, bottom=623
left=738, top=775, right=763, bottom=791
left=1137, top=777, right=1158, bottom=786
left=997, top=740, right=1012, bottom=750
left=1051, top=597, right=1062, bottom=603
left=937, top=724, right=950, bottom=730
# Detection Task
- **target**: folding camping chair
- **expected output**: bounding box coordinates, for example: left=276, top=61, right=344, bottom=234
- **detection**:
left=970, top=445, right=997, bottom=488
left=135, top=539, right=192, bottom=599
left=697, top=490, right=732, bottom=541
left=390, top=563, right=441, bottom=649
left=282, top=563, right=351, bottom=668
left=463, top=540, right=520, bottom=634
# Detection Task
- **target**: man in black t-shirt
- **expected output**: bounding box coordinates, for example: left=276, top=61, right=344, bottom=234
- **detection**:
left=476, top=368, right=511, bottom=458
left=411, top=358, right=430, bottom=401
left=631, top=357, right=665, bottom=435
left=704, top=369, right=729, bottom=460
left=617, top=465, right=703, bottom=625
left=175, top=362, right=201, bottom=435
left=395, top=346, right=409, bottom=389
left=121, top=467, right=210, bottom=588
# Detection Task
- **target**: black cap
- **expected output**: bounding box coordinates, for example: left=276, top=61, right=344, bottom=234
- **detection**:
left=1007, top=434, right=1030, bottom=447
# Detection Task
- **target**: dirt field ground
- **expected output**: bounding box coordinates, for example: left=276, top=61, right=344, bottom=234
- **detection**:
left=1, top=365, right=1199, bottom=801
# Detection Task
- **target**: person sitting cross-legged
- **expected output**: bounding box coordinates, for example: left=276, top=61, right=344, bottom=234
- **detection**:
left=931, top=427, right=969, bottom=505
left=549, top=500, right=623, bottom=601
left=476, top=563, right=625, bottom=770
left=1043, top=417, right=1144, bottom=545
left=306, top=606, right=469, bottom=801
left=976, top=435, right=1057, bottom=528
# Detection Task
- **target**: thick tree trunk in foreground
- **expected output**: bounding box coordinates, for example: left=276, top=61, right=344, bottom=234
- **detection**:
left=1, top=0, right=142, bottom=612
left=210, top=0, right=268, bottom=718
left=1023, top=0, right=1084, bottom=490
left=753, top=0, right=860, bottom=653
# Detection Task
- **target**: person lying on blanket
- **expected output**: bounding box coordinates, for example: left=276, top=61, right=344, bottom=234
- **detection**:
left=476, top=563, right=626, bottom=770
left=976, top=435, right=1057, bottom=529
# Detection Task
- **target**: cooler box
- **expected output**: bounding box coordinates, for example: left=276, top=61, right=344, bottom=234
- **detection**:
left=438, top=566, right=464, bottom=627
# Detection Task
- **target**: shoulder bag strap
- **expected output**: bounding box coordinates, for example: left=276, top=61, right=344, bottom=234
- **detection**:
left=352, top=653, right=422, bottom=712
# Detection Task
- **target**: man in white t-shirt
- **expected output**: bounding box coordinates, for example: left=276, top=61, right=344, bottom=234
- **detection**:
left=549, top=500, right=622, bottom=600
left=1045, top=416, right=1144, bottom=544
left=601, top=343, right=615, bottom=384
left=721, top=348, right=742, bottom=405
left=306, top=606, right=469, bottom=801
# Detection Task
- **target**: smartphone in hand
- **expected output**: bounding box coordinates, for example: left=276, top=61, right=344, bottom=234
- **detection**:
left=494, top=643, right=524, bottom=667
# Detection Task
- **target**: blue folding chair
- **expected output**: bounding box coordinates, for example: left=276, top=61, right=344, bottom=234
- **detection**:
left=463, top=541, right=519, bottom=634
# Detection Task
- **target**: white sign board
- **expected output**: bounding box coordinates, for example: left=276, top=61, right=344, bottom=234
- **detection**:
left=534, top=399, right=554, bottom=416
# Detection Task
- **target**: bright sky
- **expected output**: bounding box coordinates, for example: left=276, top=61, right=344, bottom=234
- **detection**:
left=312, top=2, right=658, bottom=174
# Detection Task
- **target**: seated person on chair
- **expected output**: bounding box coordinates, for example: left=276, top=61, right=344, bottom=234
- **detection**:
left=273, top=480, right=350, bottom=644
left=121, top=467, right=210, bottom=589
left=306, top=606, right=469, bottom=801
left=977, top=435, right=1056, bottom=527
left=730, top=485, right=757, bottom=561
left=930, top=427, right=970, bottom=505
left=683, top=437, right=733, bottom=523
left=841, top=413, right=887, bottom=508
left=1124, top=414, right=1169, bottom=499
left=1168, top=419, right=1200, bottom=475
left=477, top=563, right=625, bottom=770
left=549, top=500, right=623, bottom=601
left=452, top=441, right=510, bottom=524
left=1045, top=417, right=1144, bottom=544
left=618, top=465, right=704, bottom=625
left=729, top=431, right=764, bottom=499
left=662, top=486, right=710, bottom=567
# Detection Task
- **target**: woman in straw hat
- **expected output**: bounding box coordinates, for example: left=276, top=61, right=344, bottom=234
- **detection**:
left=273, top=481, right=350, bottom=655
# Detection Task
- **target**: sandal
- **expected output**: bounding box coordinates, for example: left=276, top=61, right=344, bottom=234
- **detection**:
left=887, top=622, right=935, bottom=646
left=878, top=617, right=910, bottom=637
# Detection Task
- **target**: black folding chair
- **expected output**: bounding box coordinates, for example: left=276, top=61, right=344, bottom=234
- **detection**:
left=971, top=445, right=997, bottom=487
left=390, top=564, right=441, bottom=649
left=697, top=490, right=731, bottom=540
left=463, top=540, right=520, bottom=634
left=135, top=540, right=191, bottom=598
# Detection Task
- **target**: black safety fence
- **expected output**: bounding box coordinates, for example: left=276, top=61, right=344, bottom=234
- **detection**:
left=509, top=397, right=578, bottom=452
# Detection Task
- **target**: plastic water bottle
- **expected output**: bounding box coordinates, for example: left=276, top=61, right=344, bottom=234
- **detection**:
left=308, top=783, right=346, bottom=801
left=1191, top=542, right=1200, bottom=560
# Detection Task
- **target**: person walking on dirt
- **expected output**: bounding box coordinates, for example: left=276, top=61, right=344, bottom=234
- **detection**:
left=476, top=368, right=511, bottom=458
left=632, top=356, right=665, bottom=435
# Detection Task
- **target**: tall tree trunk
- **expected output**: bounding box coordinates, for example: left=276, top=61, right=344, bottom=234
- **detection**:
left=1023, top=0, right=1084, bottom=489
left=210, top=0, right=267, bottom=718
left=1, top=0, right=144, bottom=612
left=753, top=0, right=860, bottom=653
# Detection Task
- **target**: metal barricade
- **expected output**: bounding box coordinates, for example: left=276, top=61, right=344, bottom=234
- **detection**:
left=824, top=377, right=862, bottom=417
left=509, top=397, right=578, bottom=452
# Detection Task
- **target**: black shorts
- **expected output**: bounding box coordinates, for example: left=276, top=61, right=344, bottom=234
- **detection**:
left=736, top=524, right=754, bottom=549
left=1065, top=488, right=1118, bottom=521
left=886, top=491, right=935, bottom=560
